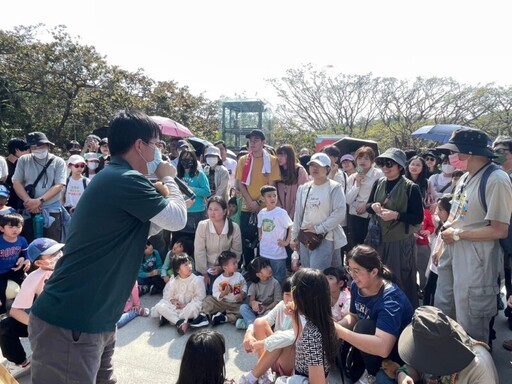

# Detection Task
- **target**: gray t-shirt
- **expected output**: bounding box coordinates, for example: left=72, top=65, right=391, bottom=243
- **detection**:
left=248, top=277, right=282, bottom=307
left=12, top=153, right=67, bottom=206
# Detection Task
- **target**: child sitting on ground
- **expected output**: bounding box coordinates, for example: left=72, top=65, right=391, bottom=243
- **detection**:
left=0, top=185, right=16, bottom=216
left=0, top=238, right=64, bottom=379
left=201, top=250, right=247, bottom=326
left=137, top=240, right=165, bottom=296
left=238, top=257, right=282, bottom=330
left=116, top=281, right=150, bottom=328
left=0, top=213, right=30, bottom=317
left=160, top=237, right=193, bottom=284
left=323, top=267, right=351, bottom=322
left=150, top=253, right=206, bottom=335
left=257, top=185, right=293, bottom=285
left=240, top=277, right=297, bottom=384
left=176, top=329, right=235, bottom=384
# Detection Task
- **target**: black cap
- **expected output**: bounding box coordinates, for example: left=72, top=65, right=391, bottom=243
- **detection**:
left=26, top=132, right=54, bottom=146
left=245, top=129, right=266, bottom=141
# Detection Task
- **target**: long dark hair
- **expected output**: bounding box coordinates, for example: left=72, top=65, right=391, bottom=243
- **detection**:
left=206, top=196, right=234, bottom=237
left=405, top=155, right=429, bottom=206
left=435, top=195, right=452, bottom=235
left=347, top=245, right=398, bottom=285
left=177, top=149, right=199, bottom=178
left=276, top=144, right=299, bottom=185
left=292, top=268, right=339, bottom=366
left=176, top=330, right=227, bottom=384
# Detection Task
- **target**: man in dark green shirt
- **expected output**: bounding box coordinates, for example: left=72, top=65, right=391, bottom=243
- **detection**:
left=28, top=110, right=187, bottom=383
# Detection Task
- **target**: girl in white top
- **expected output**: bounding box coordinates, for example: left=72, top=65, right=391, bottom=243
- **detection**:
left=63, top=155, right=89, bottom=213
left=150, top=253, right=206, bottom=335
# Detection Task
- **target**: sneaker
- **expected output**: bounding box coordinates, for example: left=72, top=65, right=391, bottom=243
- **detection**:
left=138, top=285, right=150, bottom=296
left=150, top=285, right=162, bottom=296
left=176, top=319, right=185, bottom=335
left=235, top=318, right=248, bottom=330
left=5, top=359, right=31, bottom=379
left=211, top=311, right=227, bottom=326
left=356, top=370, right=376, bottom=384
left=190, top=313, right=209, bottom=328
left=159, top=316, right=170, bottom=327
left=133, top=306, right=150, bottom=317
left=257, top=369, right=275, bottom=384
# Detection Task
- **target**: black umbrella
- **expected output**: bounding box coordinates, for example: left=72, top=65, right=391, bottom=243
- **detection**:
left=333, top=137, right=379, bottom=156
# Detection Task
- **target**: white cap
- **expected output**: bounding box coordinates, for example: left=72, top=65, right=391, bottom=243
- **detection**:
left=307, top=153, right=331, bottom=167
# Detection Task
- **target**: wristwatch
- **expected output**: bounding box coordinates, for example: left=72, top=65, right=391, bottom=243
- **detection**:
left=453, top=228, right=461, bottom=241
left=39, top=197, right=45, bottom=204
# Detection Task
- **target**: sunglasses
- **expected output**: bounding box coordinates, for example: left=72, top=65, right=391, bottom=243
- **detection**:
left=72, top=164, right=85, bottom=169
left=425, top=156, right=436, bottom=161
left=376, top=159, right=397, bottom=168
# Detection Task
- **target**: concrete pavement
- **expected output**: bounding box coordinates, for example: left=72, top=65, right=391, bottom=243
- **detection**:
left=10, top=293, right=512, bottom=383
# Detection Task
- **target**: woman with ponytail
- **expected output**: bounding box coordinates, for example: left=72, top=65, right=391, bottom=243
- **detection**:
left=335, top=245, right=414, bottom=383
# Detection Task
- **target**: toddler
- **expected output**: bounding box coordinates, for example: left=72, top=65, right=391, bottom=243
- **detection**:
left=151, top=253, right=206, bottom=335
left=160, top=237, right=193, bottom=283
left=137, top=240, right=165, bottom=296
left=0, top=214, right=29, bottom=316
left=238, top=257, right=282, bottom=330
left=201, top=251, right=247, bottom=326
left=116, top=281, right=150, bottom=328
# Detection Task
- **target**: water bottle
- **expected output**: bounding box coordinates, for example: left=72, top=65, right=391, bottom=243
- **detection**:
left=291, top=251, right=300, bottom=272
left=33, top=213, right=44, bottom=239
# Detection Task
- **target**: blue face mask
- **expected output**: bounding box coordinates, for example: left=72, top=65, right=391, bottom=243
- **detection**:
left=140, top=145, right=162, bottom=175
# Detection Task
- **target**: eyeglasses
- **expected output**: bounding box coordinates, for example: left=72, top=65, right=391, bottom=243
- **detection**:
left=143, top=141, right=159, bottom=149
left=72, top=164, right=85, bottom=169
left=425, top=156, right=436, bottom=162
left=375, top=159, right=396, bottom=168
left=345, top=266, right=364, bottom=276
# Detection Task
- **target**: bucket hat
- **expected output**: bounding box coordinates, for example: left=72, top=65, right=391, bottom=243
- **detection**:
left=26, top=132, right=54, bottom=147
left=436, top=127, right=495, bottom=157
left=375, top=148, right=407, bottom=169
left=398, top=306, right=475, bottom=376
left=205, top=146, right=221, bottom=159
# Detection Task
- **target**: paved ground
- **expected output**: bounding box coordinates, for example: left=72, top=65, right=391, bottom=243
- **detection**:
left=9, top=292, right=512, bottom=383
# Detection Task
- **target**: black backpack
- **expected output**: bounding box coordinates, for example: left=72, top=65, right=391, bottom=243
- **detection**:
left=478, top=164, right=512, bottom=254
left=336, top=340, right=365, bottom=383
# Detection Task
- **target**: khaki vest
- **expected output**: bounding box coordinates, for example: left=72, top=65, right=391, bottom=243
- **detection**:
left=374, top=176, right=421, bottom=242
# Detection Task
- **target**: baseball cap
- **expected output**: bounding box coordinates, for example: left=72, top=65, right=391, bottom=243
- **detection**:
left=307, top=153, right=331, bottom=167
left=177, top=140, right=189, bottom=149
left=24, top=238, right=65, bottom=262
left=245, top=129, right=266, bottom=141
left=67, top=155, right=86, bottom=165
left=0, top=185, right=10, bottom=198
left=341, top=154, right=355, bottom=163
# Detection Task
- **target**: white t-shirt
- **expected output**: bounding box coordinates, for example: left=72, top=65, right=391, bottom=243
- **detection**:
left=212, top=272, right=247, bottom=303
left=223, top=157, right=238, bottom=188
left=12, top=268, right=54, bottom=309
left=0, top=156, right=7, bottom=180
left=258, top=207, right=293, bottom=260
left=64, top=176, right=89, bottom=208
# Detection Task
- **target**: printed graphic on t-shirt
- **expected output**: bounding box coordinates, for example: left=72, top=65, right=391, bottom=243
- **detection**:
left=449, top=189, right=468, bottom=222
left=261, top=218, right=276, bottom=232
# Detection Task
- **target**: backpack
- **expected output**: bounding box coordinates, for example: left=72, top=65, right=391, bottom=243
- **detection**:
left=336, top=341, right=365, bottom=383
left=478, top=163, right=512, bottom=254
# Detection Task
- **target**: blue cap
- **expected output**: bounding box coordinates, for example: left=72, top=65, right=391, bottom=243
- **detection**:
left=24, top=238, right=65, bottom=261
left=0, top=185, right=9, bottom=198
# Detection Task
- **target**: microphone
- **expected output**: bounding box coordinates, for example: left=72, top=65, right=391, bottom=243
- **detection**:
left=174, top=177, right=196, bottom=200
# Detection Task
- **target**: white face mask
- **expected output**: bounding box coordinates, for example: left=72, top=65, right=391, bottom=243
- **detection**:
left=32, top=149, right=48, bottom=159
left=441, top=164, right=455, bottom=174
left=206, top=157, right=218, bottom=167
left=87, top=162, right=99, bottom=171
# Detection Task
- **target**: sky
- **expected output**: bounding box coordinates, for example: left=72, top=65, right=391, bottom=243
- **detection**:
left=2, top=1, right=512, bottom=107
